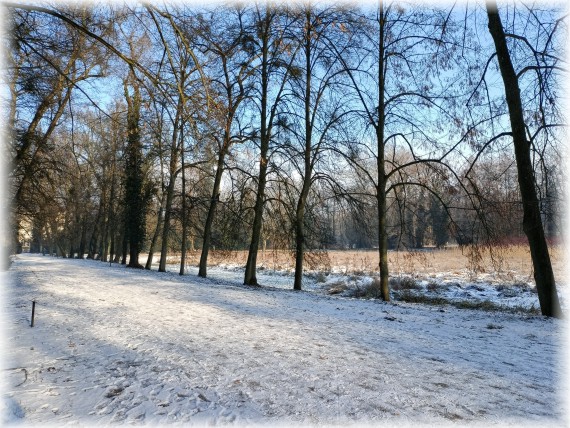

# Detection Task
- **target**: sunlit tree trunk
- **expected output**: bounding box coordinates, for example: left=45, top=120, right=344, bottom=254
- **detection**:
left=145, top=195, right=164, bottom=270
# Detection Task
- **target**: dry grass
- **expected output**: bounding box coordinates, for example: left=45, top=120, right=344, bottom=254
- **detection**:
left=147, top=244, right=567, bottom=284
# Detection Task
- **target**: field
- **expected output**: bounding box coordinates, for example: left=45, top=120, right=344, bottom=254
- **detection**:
left=154, top=244, right=568, bottom=285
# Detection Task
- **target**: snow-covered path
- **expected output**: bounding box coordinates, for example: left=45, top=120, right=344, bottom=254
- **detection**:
left=2, top=254, right=568, bottom=426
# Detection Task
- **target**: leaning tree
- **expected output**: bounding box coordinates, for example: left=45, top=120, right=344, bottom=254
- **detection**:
left=483, top=1, right=563, bottom=317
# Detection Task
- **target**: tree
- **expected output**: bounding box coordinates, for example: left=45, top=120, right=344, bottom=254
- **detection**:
left=243, top=4, right=299, bottom=286
left=194, top=7, right=254, bottom=278
left=430, top=193, right=449, bottom=248
left=123, top=72, right=149, bottom=268
left=485, top=1, right=562, bottom=317
left=8, top=6, right=111, bottom=252
left=285, top=4, right=351, bottom=290
left=143, top=5, right=209, bottom=273
left=329, top=3, right=464, bottom=300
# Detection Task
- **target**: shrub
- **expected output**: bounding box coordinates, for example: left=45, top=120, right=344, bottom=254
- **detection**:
left=364, top=277, right=382, bottom=298
left=345, top=278, right=382, bottom=299
left=312, top=271, right=328, bottom=283
left=326, top=280, right=348, bottom=295
left=390, top=276, right=421, bottom=291
left=426, top=281, right=440, bottom=292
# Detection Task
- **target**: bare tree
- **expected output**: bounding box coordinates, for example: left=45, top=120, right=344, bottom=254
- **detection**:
left=8, top=6, right=111, bottom=249
left=243, top=4, right=300, bottom=286
left=485, top=1, right=562, bottom=317
left=328, top=3, right=465, bottom=300
left=194, top=7, right=254, bottom=278
left=281, top=4, right=352, bottom=290
left=144, top=5, right=208, bottom=273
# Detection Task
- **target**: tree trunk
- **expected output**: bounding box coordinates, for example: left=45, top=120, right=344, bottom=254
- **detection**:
left=486, top=2, right=561, bottom=317
left=198, top=151, right=225, bottom=278
left=244, top=18, right=270, bottom=286
left=121, top=231, right=128, bottom=265
left=158, top=100, right=183, bottom=273
left=377, top=182, right=389, bottom=301
left=107, top=152, right=118, bottom=263
left=145, top=125, right=166, bottom=271
left=78, top=220, right=87, bottom=259
left=180, top=124, right=187, bottom=276
left=293, top=9, right=313, bottom=292
left=14, top=86, right=73, bottom=214
left=158, top=179, right=176, bottom=272
left=244, top=162, right=267, bottom=285
left=377, top=3, right=390, bottom=302
left=293, top=189, right=309, bottom=291
left=123, top=77, right=145, bottom=269
left=109, top=227, right=116, bottom=263
left=101, top=212, right=109, bottom=262
left=145, top=195, right=165, bottom=270
left=87, top=202, right=102, bottom=259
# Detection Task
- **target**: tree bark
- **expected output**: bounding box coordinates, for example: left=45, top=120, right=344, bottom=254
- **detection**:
left=78, top=220, right=87, bottom=259
left=87, top=199, right=103, bottom=259
left=198, top=150, right=226, bottom=278
left=145, top=195, right=165, bottom=270
left=244, top=156, right=267, bottom=285
left=293, top=9, right=314, bottom=291
left=377, top=3, right=390, bottom=301
left=123, top=76, right=145, bottom=269
left=146, top=113, right=167, bottom=270
left=121, top=230, right=128, bottom=265
left=293, top=187, right=309, bottom=291
left=158, top=98, right=183, bottom=273
left=179, top=123, right=188, bottom=276
left=486, top=2, right=561, bottom=317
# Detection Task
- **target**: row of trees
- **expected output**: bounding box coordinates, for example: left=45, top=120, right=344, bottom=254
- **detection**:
left=6, top=2, right=565, bottom=316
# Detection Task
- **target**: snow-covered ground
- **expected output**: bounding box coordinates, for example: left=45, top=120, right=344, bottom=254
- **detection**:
left=171, top=258, right=567, bottom=314
left=2, top=254, right=568, bottom=427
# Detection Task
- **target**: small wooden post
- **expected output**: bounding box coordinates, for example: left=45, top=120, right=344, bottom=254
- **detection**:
left=31, top=300, right=36, bottom=327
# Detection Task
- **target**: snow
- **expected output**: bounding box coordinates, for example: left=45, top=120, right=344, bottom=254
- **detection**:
left=2, top=254, right=569, bottom=427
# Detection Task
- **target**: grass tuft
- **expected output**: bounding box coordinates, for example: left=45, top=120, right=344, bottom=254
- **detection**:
left=345, top=277, right=382, bottom=299
left=394, top=290, right=449, bottom=306
left=486, top=323, right=504, bottom=330
left=390, top=276, right=421, bottom=291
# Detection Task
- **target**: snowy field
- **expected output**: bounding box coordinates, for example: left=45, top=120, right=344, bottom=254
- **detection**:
left=2, top=254, right=569, bottom=427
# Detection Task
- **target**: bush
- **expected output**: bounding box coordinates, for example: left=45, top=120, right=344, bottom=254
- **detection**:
left=390, top=276, right=422, bottom=291
left=345, top=278, right=382, bottom=299
left=312, top=271, right=328, bottom=283
left=426, top=281, right=440, bottom=292
left=326, top=280, right=348, bottom=295
left=364, top=277, right=382, bottom=298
